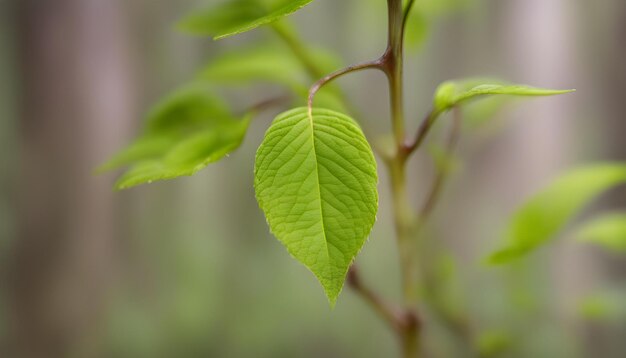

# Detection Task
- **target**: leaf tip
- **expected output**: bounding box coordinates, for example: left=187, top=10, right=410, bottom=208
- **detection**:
left=327, top=295, right=338, bottom=309
left=554, top=88, right=576, bottom=95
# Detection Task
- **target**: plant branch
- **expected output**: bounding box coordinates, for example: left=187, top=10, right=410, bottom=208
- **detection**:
left=272, top=21, right=387, bottom=156
left=348, top=266, right=421, bottom=358
left=276, top=2, right=426, bottom=357
left=383, top=1, right=424, bottom=357
left=307, top=59, right=384, bottom=114
left=406, top=108, right=438, bottom=154
left=413, top=108, right=477, bottom=355
left=347, top=266, right=408, bottom=332
left=383, top=0, right=407, bottom=148
left=403, top=0, right=417, bottom=31
left=248, top=95, right=292, bottom=114
left=418, top=107, right=462, bottom=222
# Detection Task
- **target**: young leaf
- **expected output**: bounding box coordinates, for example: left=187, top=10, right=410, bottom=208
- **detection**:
left=99, top=86, right=251, bottom=190
left=576, top=212, right=626, bottom=253
left=488, top=163, right=626, bottom=264
left=433, top=79, right=574, bottom=113
left=97, top=135, right=177, bottom=173
left=144, top=85, right=232, bottom=135
left=254, top=108, right=378, bottom=305
left=178, top=0, right=315, bottom=40
left=115, top=119, right=250, bottom=189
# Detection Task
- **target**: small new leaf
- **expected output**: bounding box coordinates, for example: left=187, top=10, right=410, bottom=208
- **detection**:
left=576, top=212, right=626, bottom=253
left=434, top=79, right=574, bottom=113
left=99, top=86, right=251, bottom=190
left=178, top=0, right=315, bottom=40
left=488, top=163, right=626, bottom=264
left=254, top=108, right=378, bottom=305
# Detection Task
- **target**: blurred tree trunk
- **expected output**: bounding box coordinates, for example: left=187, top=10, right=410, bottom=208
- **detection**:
left=504, top=1, right=582, bottom=357
left=7, top=0, right=135, bottom=356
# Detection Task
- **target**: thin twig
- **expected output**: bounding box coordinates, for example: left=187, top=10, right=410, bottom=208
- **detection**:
left=307, top=59, right=384, bottom=116
left=406, top=108, right=437, bottom=154
left=385, top=0, right=407, bottom=146
left=411, top=107, right=478, bottom=354
left=418, top=107, right=462, bottom=221
left=248, top=95, right=292, bottom=114
left=402, top=0, right=417, bottom=32
left=347, top=266, right=409, bottom=333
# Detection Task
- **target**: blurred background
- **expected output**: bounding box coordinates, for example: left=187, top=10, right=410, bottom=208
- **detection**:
left=1, top=0, right=625, bottom=357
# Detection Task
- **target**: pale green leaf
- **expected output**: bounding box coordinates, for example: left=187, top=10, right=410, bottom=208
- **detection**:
left=576, top=212, right=626, bottom=253
left=434, top=78, right=574, bottom=113
left=115, top=120, right=250, bottom=190
left=488, top=164, right=626, bottom=264
left=199, top=44, right=342, bottom=88
left=404, top=11, right=429, bottom=50
left=201, top=45, right=307, bottom=87
left=578, top=290, right=626, bottom=321
left=99, top=86, right=251, bottom=190
left=97, top=135, right=176, bottom=173
left=178, top=0, right=314, bottom=40
left=145, top=85, right=231, bottom=134
left=254, top=107, right=378, bottom=304
left=198, top=43, right=347, bottom=112
left=100, top=85, right=231, bottom=172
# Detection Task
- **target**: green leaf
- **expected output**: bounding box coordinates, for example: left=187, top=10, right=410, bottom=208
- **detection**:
left=578, top=291, right=626, bottom=321
left=99, top=86, right=251, bottom=190
left=434, top=78, right=574, bottom=113
left=199, top=43, right=342, bottom=88
left=404, top=11, right=429, bottom=50
left=488, top=163, right=626, bottom=264
left=145, top=85, right=232, bottom=135
left=576, top=212, right=626, bottom=253
left=476, top=330, right=511, bottom=357
left=116, top=120, right=250, bottom=190
left=254, top=107, right=378, bottom=304
left=97, top=135, right=177, bottom=173
left=178, top=0, right=314, bottom=40
left=201, top=45, right=307, bottom=87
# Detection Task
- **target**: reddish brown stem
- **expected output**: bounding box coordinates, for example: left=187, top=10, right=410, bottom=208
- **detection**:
left=307, top=60, right=384, bottom=114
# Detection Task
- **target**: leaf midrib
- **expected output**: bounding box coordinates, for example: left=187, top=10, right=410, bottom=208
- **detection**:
left=308, top=112, right=332, bottom=262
